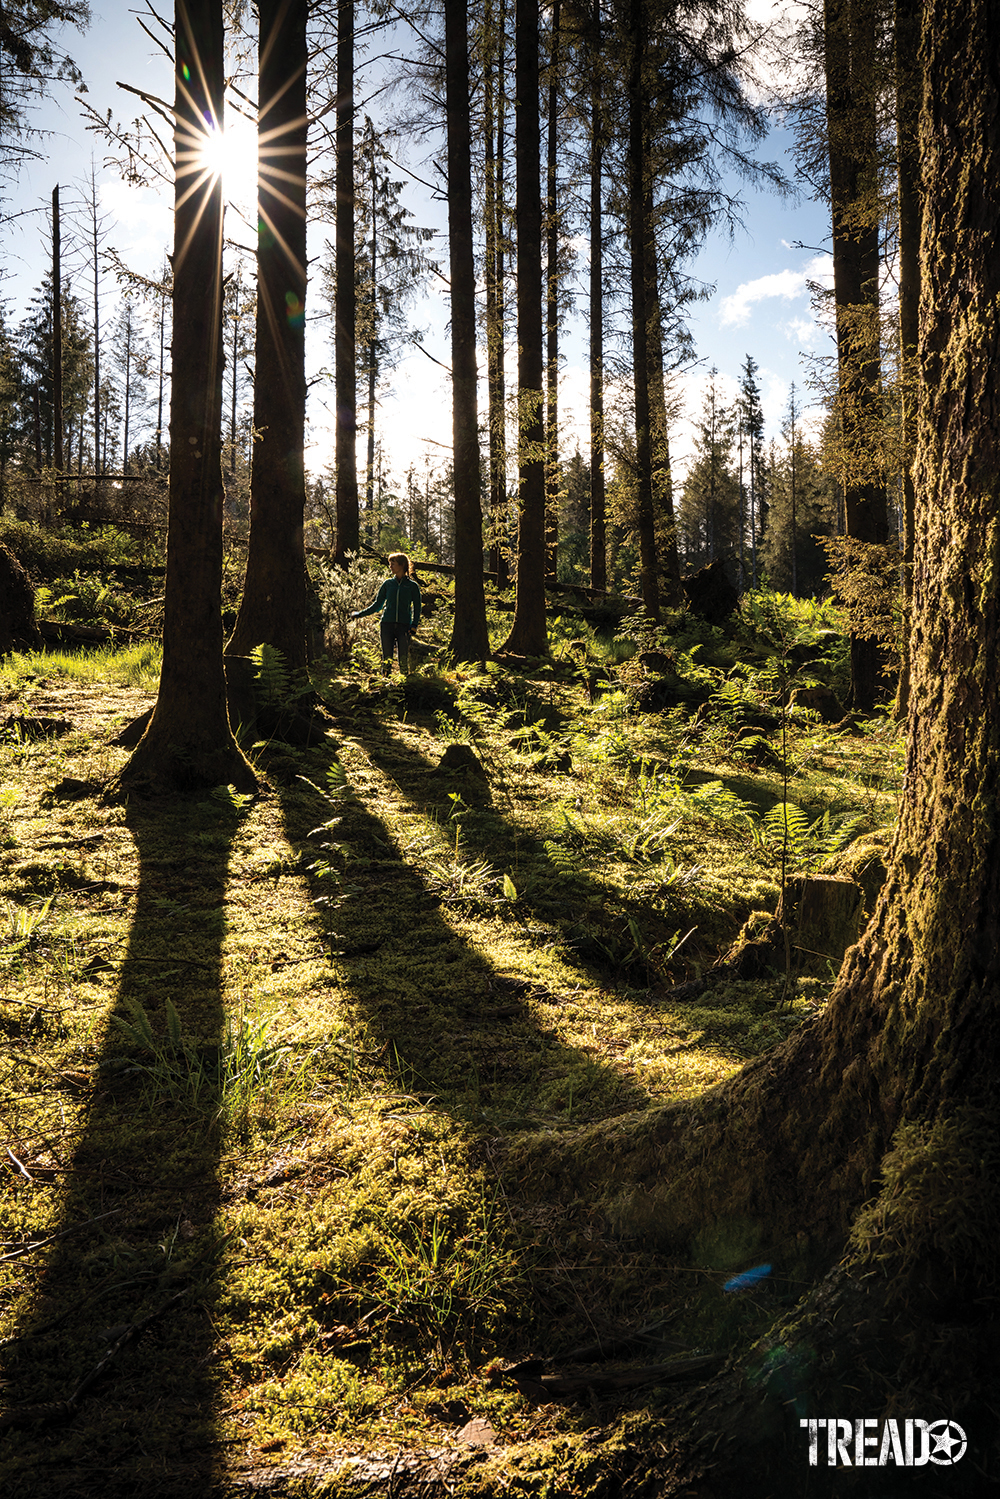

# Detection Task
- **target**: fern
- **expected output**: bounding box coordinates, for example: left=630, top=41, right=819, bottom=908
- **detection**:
left=543, top=839, right=585, bottom=879
left=210, top=783, right=255, bottom=811
left=762, top=801, right=812, bottom=856
left=251, top=643, right=291, bottom=709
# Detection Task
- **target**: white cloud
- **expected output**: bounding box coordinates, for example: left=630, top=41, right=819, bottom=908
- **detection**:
left=718, top=266, right=810, bottom=327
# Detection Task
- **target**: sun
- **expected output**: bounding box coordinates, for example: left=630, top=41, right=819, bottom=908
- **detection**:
left=198, top=112, right=258, bottom=209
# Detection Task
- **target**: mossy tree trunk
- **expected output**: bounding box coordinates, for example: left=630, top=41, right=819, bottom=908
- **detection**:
left=518, top=2, right=1000, bottom=1475
left=120, top=0, right=256, bottom=797
left=226, top=0, right=308, bottom=676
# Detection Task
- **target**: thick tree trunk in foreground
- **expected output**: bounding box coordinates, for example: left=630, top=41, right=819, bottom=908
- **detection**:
left=226, top=0, right=308, bottom=675
left=445, top=0, right=489, bottom=663
left=334, top=0, right=358, bottom=562
left=517, top=3, right=1000, bottom=1480
left=502, top=0, right=548, bottom=657
left=121, top=0, right=256, bottom=795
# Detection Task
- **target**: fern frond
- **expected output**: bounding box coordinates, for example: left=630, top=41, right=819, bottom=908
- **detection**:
left=763, top=802, right=811, bottom=854
left=251, top=643, right=291, bottom=708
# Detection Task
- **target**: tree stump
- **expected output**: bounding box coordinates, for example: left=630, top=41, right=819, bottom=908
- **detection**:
left=725, top=875, right=864, bottom=979
left=435, top=742, right=486, bottom=777
left=681, top=558, right=738, bottom=624
left=789, top=684, right=846, bottom=723
left=778, top=874, right=864, bottom=969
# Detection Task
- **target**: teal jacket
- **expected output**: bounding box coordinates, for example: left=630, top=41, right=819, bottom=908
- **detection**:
left=353, top=575, right=421, bottom=630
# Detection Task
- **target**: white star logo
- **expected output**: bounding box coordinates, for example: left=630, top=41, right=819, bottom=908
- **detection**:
left=927, top=1420, right=967, bottom=1464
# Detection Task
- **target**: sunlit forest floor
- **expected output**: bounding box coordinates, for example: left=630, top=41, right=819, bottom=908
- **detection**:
left=0, top=588, right=903, bottom=1496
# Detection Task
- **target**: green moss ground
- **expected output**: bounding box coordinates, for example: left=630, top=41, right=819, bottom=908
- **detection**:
left=0, top=628, right=902, bottom=1496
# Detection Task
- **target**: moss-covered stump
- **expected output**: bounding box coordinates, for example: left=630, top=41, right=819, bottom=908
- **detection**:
left=723, top=876, right=864, bottom=980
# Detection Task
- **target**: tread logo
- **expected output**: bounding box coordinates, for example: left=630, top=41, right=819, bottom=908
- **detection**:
left=800, top=1418, right=967, bottom=1466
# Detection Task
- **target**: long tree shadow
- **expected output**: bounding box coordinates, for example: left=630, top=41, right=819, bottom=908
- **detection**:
left=0, top=793, right=239, bottom=1499
left=276, top=734, right=652, bottom=1132
left=337, top=694, right=731, bottom=1003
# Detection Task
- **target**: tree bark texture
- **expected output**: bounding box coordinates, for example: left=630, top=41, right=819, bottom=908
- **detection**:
left=502, top=0, right=548, bottom=657
left=334, top=0, right=359, bottom=562
left=445, top=0, right=489, bottom=662
left=513, top=8, right=1000, bottom=1476
left=226, top=0, right=308, bottom=675
left=122, top=0, right=255, bottom=795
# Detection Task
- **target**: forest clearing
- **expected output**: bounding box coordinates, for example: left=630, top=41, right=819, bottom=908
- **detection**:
left=0, top=533, right=909, bottom=1496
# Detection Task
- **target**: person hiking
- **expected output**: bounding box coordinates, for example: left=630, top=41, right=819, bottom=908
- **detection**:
left=350, top=553, right=422, bottom=674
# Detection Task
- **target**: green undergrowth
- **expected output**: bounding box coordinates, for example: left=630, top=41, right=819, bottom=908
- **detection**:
left=0, top=621, right=903, bottom=1497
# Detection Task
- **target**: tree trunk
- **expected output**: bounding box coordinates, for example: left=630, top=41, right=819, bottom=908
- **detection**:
left=157, top=258, right=168, bottom=465
left=51, top=186, right=63, bottom=474
left=502, top=0, right=548, bottom=657
left=226, top=0, right=308, bottom=677
left=644, top=188, right=682, bottom=608
left=445, top=0, right=489, bottom=662
left=484, top=0, right=509, bottom=591
left=121, top=0, right=256, bottom=796
left=825, top=0, right=890, bottom=710
left=894, top=0, right=920, bottom=720
left=627, top=0, right=659, bottom=622
left=229, top=264, right=240, bottom=478
left=518, top=5, right=1000, bottom=1478
left=588, top=10, right=606, bottom=594
left=543, top=0, right=560, bottom=585
left=334, top=0, right=359, bottom=562
left=90, top=174, right=102, bottom=477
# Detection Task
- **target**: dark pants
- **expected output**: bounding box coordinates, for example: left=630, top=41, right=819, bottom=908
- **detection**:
left=380, top=619, right=410, bottom=673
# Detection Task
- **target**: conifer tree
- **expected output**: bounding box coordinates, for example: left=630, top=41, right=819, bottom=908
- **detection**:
left=121, top=0, right=256, bottom=795
left=502, top=0, right=548, bottom=656
left=677, top=370, right=738, bottom=577
left=445, top=0, right=488, bottom=661
left=227, top=0, right=309, bottom=676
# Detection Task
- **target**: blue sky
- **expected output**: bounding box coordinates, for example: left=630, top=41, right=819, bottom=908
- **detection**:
left=1, top=2, right=834, bottom=486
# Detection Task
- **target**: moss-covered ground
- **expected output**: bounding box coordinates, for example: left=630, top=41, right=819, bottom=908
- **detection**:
left=0, top=590, right=904, bottom=1497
